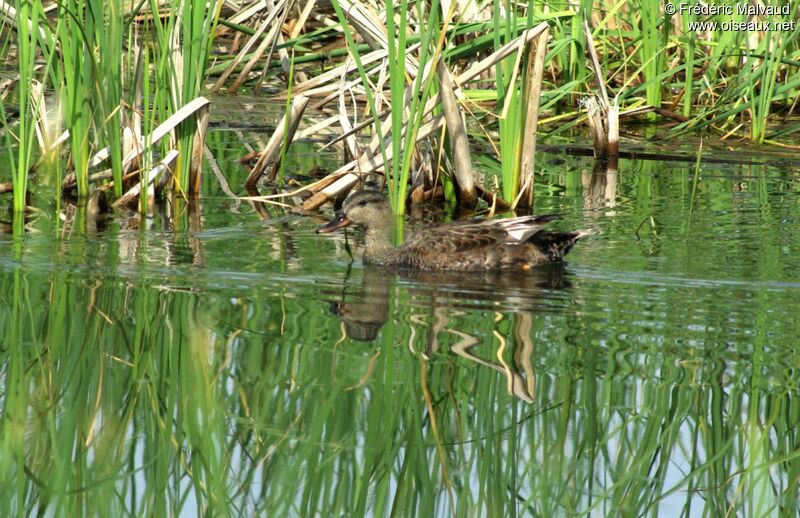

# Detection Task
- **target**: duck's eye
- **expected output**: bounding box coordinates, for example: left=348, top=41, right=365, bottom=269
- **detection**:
left=358, top=200, right=368, bottom=206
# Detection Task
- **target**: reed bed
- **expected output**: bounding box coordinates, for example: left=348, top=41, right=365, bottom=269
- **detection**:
left=1, top=0, right=799, bottom=221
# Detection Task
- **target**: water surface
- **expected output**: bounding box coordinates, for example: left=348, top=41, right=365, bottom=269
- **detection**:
left=1, top=113, right=799, bottom=516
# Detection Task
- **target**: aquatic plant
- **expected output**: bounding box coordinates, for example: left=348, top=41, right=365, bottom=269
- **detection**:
left=0, top=0, right=216, bottom=221
left=6, top=0, right=48, bottom=213
left=147, top=0, right=220, bottom=194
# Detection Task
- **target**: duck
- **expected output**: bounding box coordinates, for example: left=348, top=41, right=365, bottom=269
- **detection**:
left=316, top=190, right=588, bottom=271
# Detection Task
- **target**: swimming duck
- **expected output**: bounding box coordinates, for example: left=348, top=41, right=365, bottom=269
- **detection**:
left=317, top=190, right=588, bottom=271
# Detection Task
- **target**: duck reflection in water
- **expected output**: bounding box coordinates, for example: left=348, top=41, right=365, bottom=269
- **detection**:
left=326, top=265, right=572, bottom=402
left=328, top=266, right=392, bottom=342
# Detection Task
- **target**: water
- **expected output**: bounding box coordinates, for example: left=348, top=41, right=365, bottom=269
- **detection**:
left=1, top=115, right=799, bottom=516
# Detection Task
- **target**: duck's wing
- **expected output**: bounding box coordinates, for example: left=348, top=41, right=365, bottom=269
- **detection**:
left=403, top=214, right=560, bottom=254
left=493, top=214, right=561, bottom=243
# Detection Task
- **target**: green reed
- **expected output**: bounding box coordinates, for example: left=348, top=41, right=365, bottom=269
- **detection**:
left=392, top=0, right=441, bottom=215
left=140, top=46, right=152, bottom=213
left=493, top=0, right=521, bottom=202
left=492, top=2, right=554, bottom=202
left=2, top=0, right=220, bottom=212
left=55, top=0, right=93, bottom=198
left=93, top=0, right=124, bottom=198
left=329, top=0, right=440, bottom=215
left=147, top=0, right=220, bottom=195
left=327, top=0, right=387, bottom=173
left=750, top=29, right=785, bottom=143
left=640, top=0, right=667, bottom=119
left=9, top=0, right=45, bottom=213
left=384, top=0, right=409, bottom=213
left=680, top=7, right=697, bottom=118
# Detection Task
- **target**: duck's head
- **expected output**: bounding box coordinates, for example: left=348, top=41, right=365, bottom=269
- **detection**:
left=316, top=190, right=391, bottom=234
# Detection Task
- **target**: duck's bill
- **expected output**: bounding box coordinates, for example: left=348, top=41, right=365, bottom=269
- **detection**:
left=316, top=213, right=351, bottom=233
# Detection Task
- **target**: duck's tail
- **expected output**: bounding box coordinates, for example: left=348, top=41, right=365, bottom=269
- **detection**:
left=529, top=229, right=592, bottom=260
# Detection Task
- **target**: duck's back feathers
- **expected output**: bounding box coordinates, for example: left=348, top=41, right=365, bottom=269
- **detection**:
left=403, top=214, right=559, bottom=254
left=391, top=214, right=583, bottom=271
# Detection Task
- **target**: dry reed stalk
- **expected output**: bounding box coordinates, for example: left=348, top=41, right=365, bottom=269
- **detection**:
left=245, top=94, right=309, bottom=187
left=318, top=23, right=548, bottom=174
left=583, top=21, right=609, bottom=108
left=62, top=97, right=211, bottom=190
left=475, top=184, right=512, bottom=211
left=261, top=0, right=309, bottom=86
left=298, top=76, right=366, bottom=101
left=0, top=77, right=12, bottom=99
left=211, top=0, right=289, bottom=93
left=283, top=48, right=389, bottom=98
left=607, top=103, right=619, bottom=157
left=583, top=97, right=620, bottom=160
left=239, top=170, right=350, bottom=203
left=583, top=20, right=619, bottom=159
left=335, top=0, right=419, bottom=76
left=298, top=24, right=550, bottom=211
left=229, top=0, right=290, bottom=93
left=366, top=22, right=550, bottom=160
left=290, top=0, right=317, bottom=39
left=436, top=61, right=476, bottom=205
left=285, top=43, right=420, bottom=107
left=30, top=81, right=45, bottom=147
left=205, top=144, right=238, bottom=200
left=227, top=0, right=273, bottom=25
left=294, top=115, right=339, bottom=140
left=30, top=80, right=59, bottom=162
left=189, top=102, right=210, bottom=194
left=584, top=97, right=607, bottom=159
left=300, top=114, right=446, bottom=210
left=321, top=56, right=427, bottom=195
left=112, top=149, right=179, bottom=208
left=267, top=98, right=308, bottom=179
left=295, top=169, right=347, bottom=196
left=277, top=24, right=550, bottom=211
left=515, top=27, right=549, bottom=209
left=337, top=67, right=363, bottom=160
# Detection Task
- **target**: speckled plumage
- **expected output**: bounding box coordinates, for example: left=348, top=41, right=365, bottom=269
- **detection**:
left=317, top=190, right=587, bottom=271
